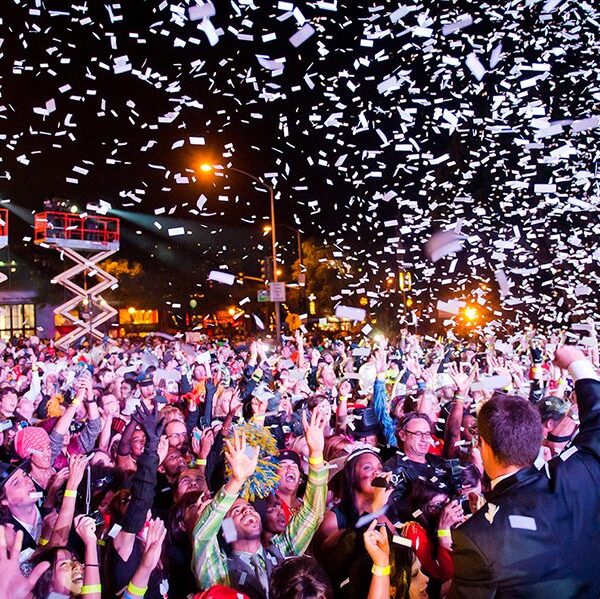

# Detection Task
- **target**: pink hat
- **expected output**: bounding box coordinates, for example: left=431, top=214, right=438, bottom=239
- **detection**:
left=14, top=426, right=51, bottom=459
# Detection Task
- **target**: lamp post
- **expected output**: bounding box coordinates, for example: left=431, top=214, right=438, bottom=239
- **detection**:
left=201, top=163, right=281, bottom=345
left=265, top=222, right=305, bottom=316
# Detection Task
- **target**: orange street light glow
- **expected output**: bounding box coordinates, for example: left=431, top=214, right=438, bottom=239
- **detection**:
left=465, top=306, right=478, bottom=320
left=200, top=163, right=213, bottom=172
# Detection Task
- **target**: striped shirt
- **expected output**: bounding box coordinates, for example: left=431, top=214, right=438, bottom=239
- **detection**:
left=192, top=463, right=328, bottom=590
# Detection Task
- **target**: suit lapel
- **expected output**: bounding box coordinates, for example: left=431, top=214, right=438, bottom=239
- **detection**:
left=486, top=466, right=538, bottom=501
left=9, top=516, right=37, bottom=549
left=229, top=555, right=266, bottom=597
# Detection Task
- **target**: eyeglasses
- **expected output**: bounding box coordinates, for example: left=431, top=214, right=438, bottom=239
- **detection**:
left=167, top=432, right=187, bottom=440
left=403, top=430, right=433, bottom=441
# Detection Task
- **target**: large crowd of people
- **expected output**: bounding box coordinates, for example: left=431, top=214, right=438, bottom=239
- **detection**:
left=0, top=325, right=598, bottom=599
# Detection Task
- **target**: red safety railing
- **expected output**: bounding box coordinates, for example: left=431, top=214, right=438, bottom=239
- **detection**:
left=34, top=211, right=120, bottom=245
left=0, top=209, right=8, bottom=237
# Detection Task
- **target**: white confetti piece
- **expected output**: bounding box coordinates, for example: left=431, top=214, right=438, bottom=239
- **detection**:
left=392, top=535, right=413, bottom=547
left=289, top=23, right=315, bottom=47
left=559, top=445, right=578, bottom=461
left=335, top=305, right=366, bottom=321
left=508, top=515, right=537, bottom=531
left=465, top=52, right=486, bottom=81
left=208, top=271, right=235, bottom=285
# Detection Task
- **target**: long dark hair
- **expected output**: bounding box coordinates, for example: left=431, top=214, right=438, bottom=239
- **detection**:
left=407, top=479, right=448, bottom=531
left=270, top=555, right=333, bottom=599
left=337, top=450, right=382, bottom=528
left=30, top=545, right=79, bottom=599
left=167, top=490, right=203, bottom=546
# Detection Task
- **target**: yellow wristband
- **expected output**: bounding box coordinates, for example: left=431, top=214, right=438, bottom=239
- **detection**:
left=81, top=584, right=102, bottom=594
left=71, top=398, right=81, bottom=407
left=254, top=415, right=265, bottom=422
left=308, top=455, right=323, bottom=466
left=64, top=489, right=77, bottom=498
left=127, top=581, right=148, bottom=596
left=197, top=458, right=207, bottom=466
left=371, top=564, right=391, bottom=576
left=437, top=529, right=451, bottom=538
left=39, top=537, right=49, bottom=546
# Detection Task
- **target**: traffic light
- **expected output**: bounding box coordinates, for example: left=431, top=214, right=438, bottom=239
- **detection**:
left=399, top=271, right=412, bottom=292
left=405, top=296, right=413, bottom=308
left=260, top=257, right=273, bottom=281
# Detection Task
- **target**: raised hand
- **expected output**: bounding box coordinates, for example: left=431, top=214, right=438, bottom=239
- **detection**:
left=0, top=527, right=50, bottom=599
left=422, top=361, right=440, bottom=386
left=405, top=356, right=422, bottom=379
left=302, top=408, right=326, bottom=458
left=49, top=467, right=70, bottom=491
left=132, top=402, right=165, bottom=444
left=371, top=473, right=394, bottom=513
left=438, top=499, right=466, bottom=530
left=67, top=453, right=89, bottom=490
left=157, top=435, right=169, bottom=465
left=74, top=515, right=97, bottom=546
left=554, top=345, right=586, bottom=370
left=364, top=520, right=391, bottom=567
left=224, top=429, right=259, bottom=484
left=199, top=428, right=215, bottom=459
left=447, top=362, right=477, bottom=397
left=140, top=518, right=167, bottom=572
left=374, top=347, right=388, bottom=374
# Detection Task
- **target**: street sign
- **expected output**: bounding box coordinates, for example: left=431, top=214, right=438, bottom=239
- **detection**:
left=269, top=282, right=286, bottom=302
left=257, top=290, right=270, bottom=303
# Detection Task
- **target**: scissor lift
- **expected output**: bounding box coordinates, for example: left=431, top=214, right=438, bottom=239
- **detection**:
left=0, top=209, right=8, bottom=249
left=34, top=211, right=120, bottom=349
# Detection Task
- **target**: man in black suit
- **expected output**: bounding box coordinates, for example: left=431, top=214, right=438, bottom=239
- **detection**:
left=450, top=346, right=600, bottom=598
left=0, top=461, right=41, bottom=560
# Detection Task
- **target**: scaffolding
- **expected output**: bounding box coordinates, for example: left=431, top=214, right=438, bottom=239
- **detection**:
left=34, top=212, right=120, bottom=349
left=0, top=209, right=8, bottom=249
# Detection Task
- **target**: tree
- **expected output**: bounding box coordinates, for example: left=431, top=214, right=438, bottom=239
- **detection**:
left=99, top=258, right=143, bottom=278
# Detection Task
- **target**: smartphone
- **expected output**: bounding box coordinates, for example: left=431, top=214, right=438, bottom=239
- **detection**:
left=87, top=510, right=104, bottom=527
left=371, top=476, right=394, bottom=489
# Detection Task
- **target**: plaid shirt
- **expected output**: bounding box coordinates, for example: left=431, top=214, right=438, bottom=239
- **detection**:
left=192, top=463, right=328, bottom=590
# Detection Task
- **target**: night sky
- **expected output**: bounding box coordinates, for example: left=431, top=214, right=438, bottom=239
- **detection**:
left=0, top=0, right=598, bottom=332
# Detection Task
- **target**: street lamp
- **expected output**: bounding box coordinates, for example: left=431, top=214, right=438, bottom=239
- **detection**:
left=200, top=162, right=282, bottom=345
